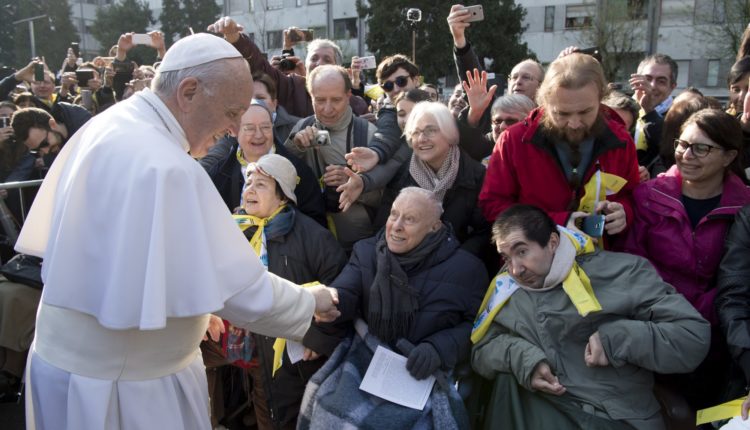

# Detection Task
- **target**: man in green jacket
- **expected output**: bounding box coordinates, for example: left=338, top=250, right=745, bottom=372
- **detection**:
left=471, top=204, right=710, bottom=430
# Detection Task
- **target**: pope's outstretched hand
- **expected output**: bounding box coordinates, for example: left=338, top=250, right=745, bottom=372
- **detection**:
left=309, top=285, right=340, bottom=322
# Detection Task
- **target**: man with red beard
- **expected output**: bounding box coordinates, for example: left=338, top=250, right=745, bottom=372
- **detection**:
left=478, top=53, right=639, bottom=244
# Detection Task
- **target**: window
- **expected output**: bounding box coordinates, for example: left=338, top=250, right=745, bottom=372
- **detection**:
left=333, top=18, right=357, bottom=40
left=628, top=0, right=646, bottom=19
left=266, top=0, right=283, bottom=10
left=267, top=30, right=283, bottom=50
left=544, top=6, right=555, bottom=32
left=310, top=26, right=327, bottom=39
left=707, top=60, right=720, bottom=87
left=296, top=0, right=303, bottom=6
left=565, top=5, right=593, bottom=29
left=229, top=0, right=248, bottom=14
left=675, top=60, right=689, bottom=88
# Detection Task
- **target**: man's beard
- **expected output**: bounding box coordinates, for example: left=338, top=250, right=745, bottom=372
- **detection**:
left=541, top=112, right=605, bottom=145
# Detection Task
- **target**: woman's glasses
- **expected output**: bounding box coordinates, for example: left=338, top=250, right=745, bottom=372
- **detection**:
left=674, top=139, right=723, bottom=158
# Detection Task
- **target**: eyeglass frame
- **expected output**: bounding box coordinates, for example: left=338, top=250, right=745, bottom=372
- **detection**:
left=673, top=138, right=724, bottom=158
left=240, top=123, right=274, bottom=135
left=380, top=75, right=411, bottom=92
left=406, top=125, right=441, bottom=140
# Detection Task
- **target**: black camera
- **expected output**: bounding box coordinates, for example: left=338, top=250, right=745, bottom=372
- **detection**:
left=278, top=53, right=296, bottom=72
left=406, top=8, right=422, bottom=22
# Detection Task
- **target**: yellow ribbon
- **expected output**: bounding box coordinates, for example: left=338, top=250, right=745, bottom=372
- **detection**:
left=272, top=281, right=322, bottom=376
left=633, top=108, right=648, bottom=152
left=696, top=397, right=747, bottom=425
left=578, top=170, right=628, bottom=215
left=471, top=227, right=602, bottom=343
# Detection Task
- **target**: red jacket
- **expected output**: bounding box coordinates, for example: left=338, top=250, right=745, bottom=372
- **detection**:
left=478, top=106, right=640, bottom=234
left=624, top=166, right=750, bottom=325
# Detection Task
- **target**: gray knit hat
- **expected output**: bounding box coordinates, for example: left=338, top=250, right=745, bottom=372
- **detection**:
left=248, top=154, right=298, bottom=204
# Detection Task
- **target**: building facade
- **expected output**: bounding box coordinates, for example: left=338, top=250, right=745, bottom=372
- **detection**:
left=517, top=0, right=737, bottom=98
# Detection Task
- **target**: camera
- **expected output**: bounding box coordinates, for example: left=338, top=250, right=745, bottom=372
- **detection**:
left=279, top=53, right=296, bottom=72
left=406, top=8, right=422, bottom=22
left=315, top=130, right=330, bottom=146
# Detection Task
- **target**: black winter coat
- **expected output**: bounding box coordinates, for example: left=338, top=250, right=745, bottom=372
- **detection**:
left=716, top=205, right=750, bottom=384
left=326, top=232, right=487, bottom=370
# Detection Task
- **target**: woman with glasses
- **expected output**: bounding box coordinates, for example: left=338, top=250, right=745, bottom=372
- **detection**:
left=375, top=101, right=490, bottom=259
left=625, top=108, right=750, bottom=410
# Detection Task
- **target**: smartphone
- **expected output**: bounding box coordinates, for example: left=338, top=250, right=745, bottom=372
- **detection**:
left=359, top=56, right=377, bottom=70
left=33, top=63, right=44, bottom=82
left=81, top=89, right=93, bottom=111
left=462, top=5, right=484, bottom=22
left=70, top=42, right=80, bottom=57
left=581, top=214, right=606, bottom=238
left=75, top=69, right=95, bottom=88
left=131, top=33, right=152, bottom=46
left=576, top=46, right=602, bottom=62
left=289, top=29, right=314, bottom=43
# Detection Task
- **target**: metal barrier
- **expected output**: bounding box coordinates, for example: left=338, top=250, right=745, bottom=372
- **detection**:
left=0, top=179, right=43, bottom=223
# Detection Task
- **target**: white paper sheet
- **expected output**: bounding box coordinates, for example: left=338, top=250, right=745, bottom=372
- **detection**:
left=359, top=345, right=436, bottom=410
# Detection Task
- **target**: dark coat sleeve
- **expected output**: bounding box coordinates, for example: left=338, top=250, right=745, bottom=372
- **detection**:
left=0, top=75, right=20, bottom=102
left=716, top=206, right=750, bottom=384
left=277, top=144, right=327, bottom=227
left=639, top=110, right=663, bottom=167
left=233, top=33, right=313, bottom=118
left=367, top=107, right=402, bottom=163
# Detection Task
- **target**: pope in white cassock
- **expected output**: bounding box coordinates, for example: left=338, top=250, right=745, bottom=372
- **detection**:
left=15, top=33, right=340, bottom=429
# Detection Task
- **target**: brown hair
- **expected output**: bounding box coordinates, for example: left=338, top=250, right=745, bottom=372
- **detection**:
left=252, top=72, right=277, bottom=101
left=376, top=54, right=419, bottom=83
left=659, top=97, right=713, bottom=166
left=536, top=53, right=606, bottom=107
left=680, top=109, right=744, bottom=178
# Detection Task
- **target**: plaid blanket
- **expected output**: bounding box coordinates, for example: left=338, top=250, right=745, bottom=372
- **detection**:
left=297, top=332, right=469, bottom=430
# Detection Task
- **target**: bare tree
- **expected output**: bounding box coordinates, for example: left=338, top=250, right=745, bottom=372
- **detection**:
left=577, top=0, right=648, bottom=83
left=250, top=0, right=268, bottom=52
left=693, top=0, right=750, bottom=59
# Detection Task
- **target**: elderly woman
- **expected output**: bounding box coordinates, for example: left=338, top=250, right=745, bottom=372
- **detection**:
left=625, top=109, right=750, bottom=409
left=375, top=101, right=489, bottom=259
left=300, top=187, right=486, bottom=428
left=200, top=101, right=325, bottom=226
left=224, top=154, right=346, bottom=430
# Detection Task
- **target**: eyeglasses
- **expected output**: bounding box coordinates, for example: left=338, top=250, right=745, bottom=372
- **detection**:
left=508, top=73, right=538, bottom=82
left=408, top=125, right=440, bottom=140
left=674, top=139, right=723, bottom=158
left=381, top=75, right=410, bottom=92
left=240, top=123, right=273, bottom=134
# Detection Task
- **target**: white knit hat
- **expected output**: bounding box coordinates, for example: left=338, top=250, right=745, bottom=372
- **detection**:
left=248, top=154, right=298, bottom=205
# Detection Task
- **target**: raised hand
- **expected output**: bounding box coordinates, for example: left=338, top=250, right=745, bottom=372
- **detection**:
left=345, top=146, right=379, bottom=173
left=447, top=4, right=471, bottom=49
left=462, top=68, right=497, bottom=127
left=208, top=16, right=244, bottom=44
left=336, top=168, right=364, bottom=212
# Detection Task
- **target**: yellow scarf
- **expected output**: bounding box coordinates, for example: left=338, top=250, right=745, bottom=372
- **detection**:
left=233, top=205, right=286, bottom=256
left=471, top=226, right=602, bottom=343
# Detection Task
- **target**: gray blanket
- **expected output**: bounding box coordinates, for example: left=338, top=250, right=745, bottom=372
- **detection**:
left=297, top=332, right=469, bottom=430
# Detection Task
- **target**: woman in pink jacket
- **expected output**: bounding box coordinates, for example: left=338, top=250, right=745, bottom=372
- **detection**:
left=626, top=108, right=750, bottom=410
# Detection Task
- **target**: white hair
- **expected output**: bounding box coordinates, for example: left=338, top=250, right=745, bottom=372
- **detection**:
left=396, top=187, right=444, bottom=221
left=152, top=58, right=242, bottom=97
left=403, top=101, right=460, bottom=146
left=491, top=94, right=536, bottom=117
left=306, top=39, right=344, bottom=66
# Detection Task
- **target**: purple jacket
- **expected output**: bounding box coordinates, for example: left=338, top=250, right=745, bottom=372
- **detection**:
left=625, top=165, right=750, bottom=325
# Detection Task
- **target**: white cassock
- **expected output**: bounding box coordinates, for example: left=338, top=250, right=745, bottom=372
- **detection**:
left=16, top=89, right=316, bottom=429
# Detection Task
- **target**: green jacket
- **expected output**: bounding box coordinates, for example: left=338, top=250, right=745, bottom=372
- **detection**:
left=472, top=250, right=710, bottom=423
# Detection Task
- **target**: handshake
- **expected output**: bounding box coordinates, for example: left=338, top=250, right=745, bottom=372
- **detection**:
left=309, top=285, right=341, bottom=322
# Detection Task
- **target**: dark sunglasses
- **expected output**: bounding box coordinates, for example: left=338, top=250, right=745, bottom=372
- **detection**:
left=380, top=76, right=410, bottom=92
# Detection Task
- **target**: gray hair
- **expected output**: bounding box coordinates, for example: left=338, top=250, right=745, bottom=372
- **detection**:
left=491, top=94, right=536, bottom=118
left=395, top=187, right=444, bottom=220
left=403, top=101, right=459, bottom=146
left=306, top=39, right=344, bottom=66
left=152, top=59, right=236, bottom=97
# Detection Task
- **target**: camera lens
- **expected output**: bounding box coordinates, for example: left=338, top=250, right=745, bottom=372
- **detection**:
left=279, top=58, right=296, bottom=72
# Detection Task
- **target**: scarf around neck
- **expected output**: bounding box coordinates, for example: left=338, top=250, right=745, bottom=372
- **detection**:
left=368, top=225, right=449, bottom=343
left=409, top=144, right=460, bottom=201
left=233, top=205, right=293, bottom=267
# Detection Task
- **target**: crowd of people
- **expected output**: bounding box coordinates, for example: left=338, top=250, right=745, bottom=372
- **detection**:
left=2, top=3, right=750, bottom=430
